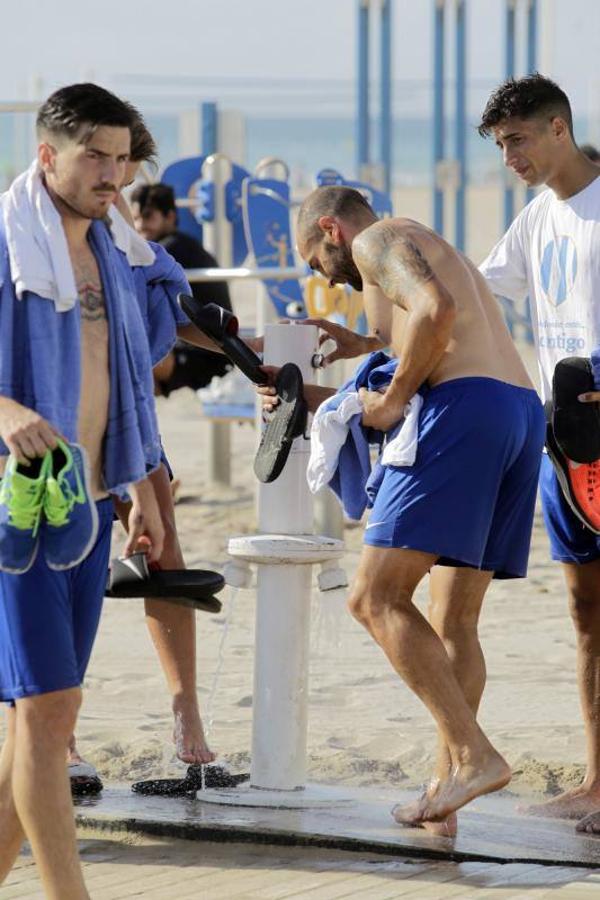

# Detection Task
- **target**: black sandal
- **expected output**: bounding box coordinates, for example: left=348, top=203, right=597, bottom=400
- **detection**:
left=552, top=357, right=600, bottom=463
left=253, top=362, right=308, bottom=483
left=105, top=553, right=224, bottom=613
left=545, top=401, right=600, bottom=534
left=178, top=294, right=266, bottom=385
left=131, top=764, right=249, bottom=796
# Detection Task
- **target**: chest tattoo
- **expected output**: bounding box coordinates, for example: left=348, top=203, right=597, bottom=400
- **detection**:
left=73, top=253, right=107, bottom=322
left=77, top=277, right=107, bottom=322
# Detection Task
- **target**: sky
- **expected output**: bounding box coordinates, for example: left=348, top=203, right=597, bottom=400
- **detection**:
left=2, top=0, right=600, bottom=127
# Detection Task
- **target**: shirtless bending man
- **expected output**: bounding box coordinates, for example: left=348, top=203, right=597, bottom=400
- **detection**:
left=281, top=186, right=545, bottom=829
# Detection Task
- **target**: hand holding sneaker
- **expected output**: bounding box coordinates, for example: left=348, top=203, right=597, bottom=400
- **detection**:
left=0, top=452, right=51, bottom=573
left=0, top=397, right=60, bottom=465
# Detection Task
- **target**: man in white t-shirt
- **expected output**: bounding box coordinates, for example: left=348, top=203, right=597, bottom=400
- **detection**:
left=478, top=73, right=600, bottom=834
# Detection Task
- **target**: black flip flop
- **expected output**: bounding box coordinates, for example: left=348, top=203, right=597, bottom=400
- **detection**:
left=178, top=294, right=266, bottom=385
left=254, top=362, right=308, bottom=483
left=545, top=402, right=600, bottom=534
left=69, top=763, right=104, bottom=797
left=105, top=553, right=224, bottom=613
left=131, top=764, right=249, bottom=797
left=552, top=357, right=600, bottom=463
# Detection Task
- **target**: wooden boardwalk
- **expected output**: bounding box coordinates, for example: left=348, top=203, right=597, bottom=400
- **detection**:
left=4, top=832, right=600, bottom=899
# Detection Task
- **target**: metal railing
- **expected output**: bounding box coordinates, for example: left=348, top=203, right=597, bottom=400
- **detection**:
left=185, top=266, right=307, bottom=283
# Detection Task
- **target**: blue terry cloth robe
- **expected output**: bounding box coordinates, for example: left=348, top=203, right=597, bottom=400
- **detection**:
left=0, top=219, right=184, bottom=497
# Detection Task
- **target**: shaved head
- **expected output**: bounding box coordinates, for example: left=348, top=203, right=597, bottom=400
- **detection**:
left=297, top=186, right=375, bottom=251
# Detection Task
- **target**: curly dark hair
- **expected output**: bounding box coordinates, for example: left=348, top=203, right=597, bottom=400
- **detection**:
left=478, top=73, right=573, bottom=138
left=36, top=83, right=135, bottom=144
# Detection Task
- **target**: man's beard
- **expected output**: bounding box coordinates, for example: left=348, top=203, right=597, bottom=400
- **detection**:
left=324, top=241, right=363, bottom=292
left=56, top=184, right=117, bottom=221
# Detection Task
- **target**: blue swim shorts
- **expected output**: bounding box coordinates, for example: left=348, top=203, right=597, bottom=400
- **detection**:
left=364, top=377, right=545, bottom=578
left=0, top=498, right=113, bottom=703
left=539, top=453, right=600, bottom=565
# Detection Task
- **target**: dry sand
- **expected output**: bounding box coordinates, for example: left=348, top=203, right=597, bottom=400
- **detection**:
left=0, top=339, right=585, bottom=807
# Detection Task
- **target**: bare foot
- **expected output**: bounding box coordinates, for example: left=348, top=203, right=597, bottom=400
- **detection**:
left=408, top=753, right=511, bottom=823
left=576, top=809, right=600, bottom=834
left=172, top=701, right=216, bottom=765
left=519, top=786, right=600, bottom=820
left=392, top=796, right=458, bottom=837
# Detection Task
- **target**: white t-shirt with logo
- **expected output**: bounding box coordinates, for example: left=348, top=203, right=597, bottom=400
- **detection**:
left=479, top=175, right=600, bottom=402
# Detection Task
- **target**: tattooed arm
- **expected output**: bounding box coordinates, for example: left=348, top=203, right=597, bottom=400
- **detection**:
left=352, top=223, right=457, bottom=429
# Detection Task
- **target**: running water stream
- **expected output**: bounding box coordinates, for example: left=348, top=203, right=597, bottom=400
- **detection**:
left=200, top=586, right=238, bottom=790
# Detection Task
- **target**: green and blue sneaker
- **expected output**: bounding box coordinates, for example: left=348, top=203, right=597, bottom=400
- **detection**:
left=0, top=453, right=50, bottom=573
left=41, top=440, right=99, bottom=571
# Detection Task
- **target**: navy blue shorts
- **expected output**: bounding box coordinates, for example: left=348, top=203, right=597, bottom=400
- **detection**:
left=539, top=454, right=600, bottom=565
left=0, top=499, right=113, bottom=703
left=364, top=378, right=545, bottom=579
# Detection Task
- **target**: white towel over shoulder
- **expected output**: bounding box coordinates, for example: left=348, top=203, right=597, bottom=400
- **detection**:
left=0, top=160, right=155, bottom=311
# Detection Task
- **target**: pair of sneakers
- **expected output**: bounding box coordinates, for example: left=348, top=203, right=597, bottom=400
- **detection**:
left=0, top=440, right=98, bottom=574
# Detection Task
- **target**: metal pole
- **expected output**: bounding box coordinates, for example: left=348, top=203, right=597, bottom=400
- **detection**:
left=185, top=266, right=307, bottom=282
left=433, top=0, right=445, bottom=236
left=253, top=324, right=318, bottom=791
left=525, top=0, right=538, bottom=204
left=201, top=101, right=218, bottom=156
left=503, top=0, right=516, bottom=230
left=455, top=0, right=467, bottom=251
left=380, top=0, right=392, bottom=195
left=200, top=153, right=234, bottom=487
left=357, top=0, right=370, bottom=179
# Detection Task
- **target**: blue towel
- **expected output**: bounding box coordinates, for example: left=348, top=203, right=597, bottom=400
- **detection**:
left=327, top=352, right=395, bottom=520
left=132, top=241, right=190, bottom=366
left=0, top=219, right=185, bottom=497
left=319, top=352, right=428, bottom=520
left=592, top=347, right=600, bottom=392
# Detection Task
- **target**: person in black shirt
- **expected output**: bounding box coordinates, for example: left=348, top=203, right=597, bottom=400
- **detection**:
left=131, top=182, right=232, bottom=395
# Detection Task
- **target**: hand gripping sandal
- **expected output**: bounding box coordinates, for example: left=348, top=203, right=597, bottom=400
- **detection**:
left=105, top=552, right=225, bottom=613
left=254, top=362, right=308, bottom=483
left=552, top=357, right=600, bottom=463
left=545, top=357, right=600, bottom=534
left=179, top=292, right=308, bottom=483
left=178, top=293, right=266, bottom=384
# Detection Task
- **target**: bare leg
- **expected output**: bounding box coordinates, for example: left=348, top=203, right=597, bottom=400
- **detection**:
left=525, top=559, right=600, bottom=820
left=69, top=463, right=216, bottom=768
left=0, top=707, right=24, bottom=883
left=12, top=688, right=89, bottom=899
left=349, top=547, right=510, bottom=824
left=393, top=566, right=492, bottom=836
left=142, top=465, right=215, bottom=764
